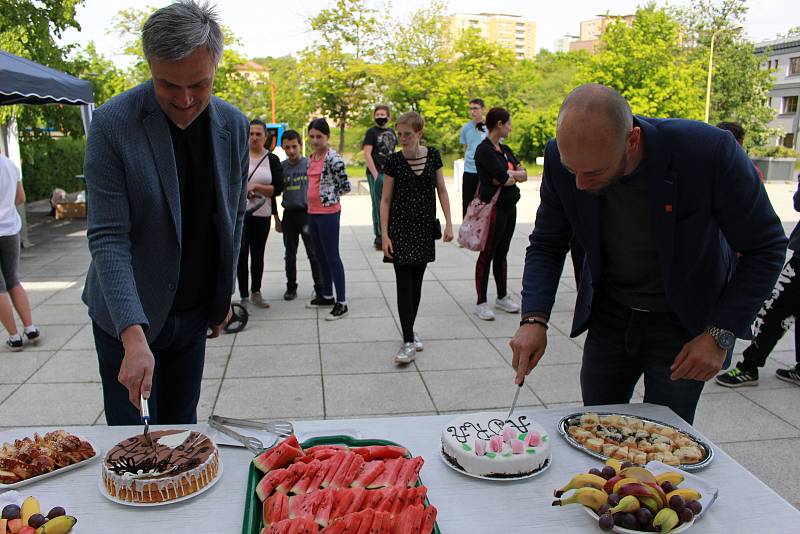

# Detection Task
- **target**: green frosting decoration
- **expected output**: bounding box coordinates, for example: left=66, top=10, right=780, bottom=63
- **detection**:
left=486, top=452, right=496, bottom=459
left=526, top=448, right=537, bottom=454
left=462, top=443, right=472, bottom=452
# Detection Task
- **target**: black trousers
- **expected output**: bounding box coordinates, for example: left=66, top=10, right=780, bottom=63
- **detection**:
left=237, top=214, right=270, bottom=298
left=461, top=171, right=479, bottom=217
left=282, top=209, right=323, bottom=294
left=94, top=306, right=209, bottom=425
left=475, top=205, right=516, bottom=304
left=741, top=254, right=800, bottom=370
left=394, top=264, right=426, bottom=343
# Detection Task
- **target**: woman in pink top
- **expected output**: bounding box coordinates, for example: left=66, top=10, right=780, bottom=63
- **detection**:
left=305, top=118, right=351, bottom=320
left=237, top=119, right=284, bottom=308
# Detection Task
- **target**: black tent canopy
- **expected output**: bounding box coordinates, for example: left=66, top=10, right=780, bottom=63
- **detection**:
left=0, top=49, right=93, bottom=106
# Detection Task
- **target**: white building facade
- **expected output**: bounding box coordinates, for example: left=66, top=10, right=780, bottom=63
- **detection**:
left=755, top=36, right=800, bottom=151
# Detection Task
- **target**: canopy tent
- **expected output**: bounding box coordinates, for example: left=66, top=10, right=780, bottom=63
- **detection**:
left=0, top=50, right=96, bottom=246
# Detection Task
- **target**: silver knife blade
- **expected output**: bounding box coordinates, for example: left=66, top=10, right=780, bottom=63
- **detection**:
left=140, top=394, right=154, bottom=451
left=507, top=383, right=523, bottom=420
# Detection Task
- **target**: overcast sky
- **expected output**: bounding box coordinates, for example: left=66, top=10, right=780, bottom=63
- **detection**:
left=60, top=0, right=798, bottom=62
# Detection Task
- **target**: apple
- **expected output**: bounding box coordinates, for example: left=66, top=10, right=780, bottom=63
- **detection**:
left=18, top=527, right=35, bottom=534
left=8, top=518, right=23, bottom=534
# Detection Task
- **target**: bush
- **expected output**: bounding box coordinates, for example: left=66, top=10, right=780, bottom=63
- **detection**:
left=750, top=145, right=800, bottom=159
left=19, top=136, right=86, bottom=201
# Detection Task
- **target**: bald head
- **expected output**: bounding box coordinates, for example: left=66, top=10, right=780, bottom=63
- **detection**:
left=558, top=84, right=633, bottom=149
left=556, top=84, right=642, bottom=193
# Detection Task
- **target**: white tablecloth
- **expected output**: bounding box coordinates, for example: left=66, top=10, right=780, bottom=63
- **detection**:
left=1, top=403, right=797, bottom=533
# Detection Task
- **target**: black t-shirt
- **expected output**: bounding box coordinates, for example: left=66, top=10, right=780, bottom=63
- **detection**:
left=362, top=126, right=398, bottom=173
left=474, top=138, right=521, bottom=209
left=166, top=107, right=219, bottom=312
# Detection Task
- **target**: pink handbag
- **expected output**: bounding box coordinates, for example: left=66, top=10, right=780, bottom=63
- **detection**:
left=458, top=186, right=501, bottom=251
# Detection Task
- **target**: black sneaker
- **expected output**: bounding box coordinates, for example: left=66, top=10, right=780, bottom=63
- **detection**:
left=25, top=329, right=41, bottom=345
left=325, top=303, right=349, bottom=321
left=715, top=364, right=759, bottom=387
left=776, top=365, right=800, bottom=386
left=283, top=288, right=297, bottom=301
left=6, top=338, right=23, bottom=352
left=306, top=296, right=335, bottom=309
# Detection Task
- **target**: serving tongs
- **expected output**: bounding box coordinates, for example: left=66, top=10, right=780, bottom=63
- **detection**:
left=207, top=415, right=294, bottom=454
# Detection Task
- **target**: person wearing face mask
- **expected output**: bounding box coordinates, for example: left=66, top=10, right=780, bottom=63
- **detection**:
left=508, top=83, right=786, bottom=424
left=363, top=105, right=398, bottom=250
left=473, top=107, right=527, bottom=322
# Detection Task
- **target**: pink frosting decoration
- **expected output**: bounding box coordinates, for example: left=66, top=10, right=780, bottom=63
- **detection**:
left=490, top=435, right=504, bottom=453
left=525, top=431, right=542, bottom=447
left=474, top=439, right=486, bottom=456
left=511, top=438, right=524, bottom=454
left=502, top=426, right=516, bottom=443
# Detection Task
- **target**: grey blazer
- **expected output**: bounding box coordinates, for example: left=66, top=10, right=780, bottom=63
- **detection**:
left=82, top=81, right=249, bottom=342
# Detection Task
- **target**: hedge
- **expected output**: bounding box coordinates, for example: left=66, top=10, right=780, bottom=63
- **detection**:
left=19, top=136, right=86, bottom=201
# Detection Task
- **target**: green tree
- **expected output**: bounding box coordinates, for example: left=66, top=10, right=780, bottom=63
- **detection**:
left=580, top=5, right=706, bottom=120
left=299, top=0, right=382, bottom=152
left=252, top=56, right=315, bottom=131
left=70, top=42, right=128, bottom=107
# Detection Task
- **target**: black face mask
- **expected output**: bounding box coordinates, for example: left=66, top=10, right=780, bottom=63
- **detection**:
left=375, top=117, right=389, bottom=127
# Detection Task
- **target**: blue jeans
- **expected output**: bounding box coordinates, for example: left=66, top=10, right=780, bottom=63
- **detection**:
left=94, top=306, right=209, bottom=425
left=308, top=212, right=346, bottom=302
left=581, top=294, right=705, bottom=424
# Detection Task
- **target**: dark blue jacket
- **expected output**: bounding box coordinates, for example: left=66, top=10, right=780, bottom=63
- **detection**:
left=521, top=117, right=787, bottom=339
left=789, top=179, right=800, bottom=253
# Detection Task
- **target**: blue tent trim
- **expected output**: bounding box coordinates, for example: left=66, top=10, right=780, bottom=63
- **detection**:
left=0, top=50, right=94, bottom=106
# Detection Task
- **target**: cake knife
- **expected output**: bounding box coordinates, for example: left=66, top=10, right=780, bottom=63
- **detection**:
left=140, top=394, right=154, bottom=449
left=507, top=381, right=524, bottom=420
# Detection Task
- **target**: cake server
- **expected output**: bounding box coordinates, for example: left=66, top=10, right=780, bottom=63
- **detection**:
left=507, top=382, right=523, bottom=420
left=140, top=394, right=154, bottom=450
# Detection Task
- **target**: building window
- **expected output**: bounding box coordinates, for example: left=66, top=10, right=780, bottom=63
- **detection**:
left=790, top=57, right=800, bottom=75
left=768, top=97, right=773, bottom=108
left=783, top=95, right=798, bottom=114
left=783, top=133, right=795, bottom=148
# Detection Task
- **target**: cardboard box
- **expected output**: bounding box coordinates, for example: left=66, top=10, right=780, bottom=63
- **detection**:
left=55, top=202, right=86, bottom=220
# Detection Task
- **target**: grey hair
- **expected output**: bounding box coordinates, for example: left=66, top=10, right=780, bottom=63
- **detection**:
left=142, top=0, right=224, bottom=65
left=558, top=83, right=633, bottom=147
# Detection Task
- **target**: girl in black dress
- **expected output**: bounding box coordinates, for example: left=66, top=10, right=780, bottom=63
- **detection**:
left=380, top=111, right=454, bottom=364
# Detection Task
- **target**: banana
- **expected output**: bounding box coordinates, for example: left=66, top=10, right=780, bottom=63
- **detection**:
left=551, top=487, right=609, bottom=511
left=652, top=508, right=679, bottom=533
left=553, top=473, right=608, bottom=497
left=638, top=495, right=661, bottom=515
left=35, top=515, right=77, bottom=534
left=665, top=488, right=702, bottom=502
left=608, top=495, right=640, bottom=514
left=605, top=457, right=623, bottom=475
left=21, top=496, right=41, bottom=526
left=612, top=477, right=642, bottom=494
left=655, top=471, right=684, bottom=486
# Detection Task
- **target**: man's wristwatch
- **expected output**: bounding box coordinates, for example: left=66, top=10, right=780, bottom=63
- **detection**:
left=704, top=326, right=736, bottom=350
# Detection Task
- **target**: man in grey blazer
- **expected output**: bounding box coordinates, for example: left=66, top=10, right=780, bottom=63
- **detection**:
left=82, top=0, right=248, bottom=425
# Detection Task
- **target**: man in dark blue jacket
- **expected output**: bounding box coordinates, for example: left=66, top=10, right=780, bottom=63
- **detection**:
left=509, top=84, right=787, bottom=423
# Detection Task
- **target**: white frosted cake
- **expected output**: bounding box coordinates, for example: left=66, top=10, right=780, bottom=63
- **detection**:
left=441, top=412, right=550, bottom=478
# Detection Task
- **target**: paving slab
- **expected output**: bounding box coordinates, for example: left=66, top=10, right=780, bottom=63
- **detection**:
left=197, top=379, right=221, bottom=421
left=30, top=304, right=90, bottom=325
left=421, top=368, right=542, bottom=412
left=0, top=350, right=55, bottom=384
left=320, top=341, right=415, bottom=375
left=413, top=338, right=509, bottom=371
left=215, top=376, right=324, bottom=419
left=524, top=363, right=584, bottom=405
left=739, top=387, right=800, bottom=429
left=226, top=343, right=320, bottom=377
left=234, top=318, right=318, bottom=346
left=0, top=385, right=17, bottom=404
left=202, top=346, right=232, bottom=380
left=17, top=323, right=84, bottom=352
left=721, top=438, right=800, bottom=510
left=413, top=315, right=484, bottom=341
left=60, top=323, right=94, bottom=350
left=324, top=373, right=435, bottom=416
left=693, top=391, right=800, bottom=443
left=0, top=382, right=103, bottom=426
left=29, top=350, right=98, bottom=383
left=318, top=316, right=400, bottom=343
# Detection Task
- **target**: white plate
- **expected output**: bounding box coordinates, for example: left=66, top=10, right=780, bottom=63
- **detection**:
left=583, top=505, right=695, bottom=533
left=97, top=458, right=223, bottom=507
left=0, top=436, right=100, bottom=490
left=439, top=449, right=552, bottom=481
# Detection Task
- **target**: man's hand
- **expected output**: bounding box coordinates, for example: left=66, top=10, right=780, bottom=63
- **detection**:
left=670, top=333, right=727, bottom=381
left=509, top=323, right=548, bottom=385
left=208, top=306, right=233, bottom=339
left=119, top=325, right=155, bottom=410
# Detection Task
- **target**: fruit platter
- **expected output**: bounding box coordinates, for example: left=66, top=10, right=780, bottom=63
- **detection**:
left=558, top=412, right=713, bottom=470
left=0, top=431, right=97, bottom=489
left=1, top=494, right=77, bottom=534
left=551, top=458, right=716, bottom=533
left=243, top=435, right=439, bottom=534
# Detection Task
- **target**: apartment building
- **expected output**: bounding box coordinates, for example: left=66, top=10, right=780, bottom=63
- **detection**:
left=569, top=14, right=634, bottom=53
left=755, top=35, right=800, bottom=151
left=448, top=13, right=537, bottom=60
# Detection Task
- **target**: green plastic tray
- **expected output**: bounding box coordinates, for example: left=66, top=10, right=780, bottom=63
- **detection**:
left=242, top=435, right=441, bottom=534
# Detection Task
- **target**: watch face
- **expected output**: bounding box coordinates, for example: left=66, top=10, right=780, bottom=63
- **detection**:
left=719, top=331, right=736, bottom=349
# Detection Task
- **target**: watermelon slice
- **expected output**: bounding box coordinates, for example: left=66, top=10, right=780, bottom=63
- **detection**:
left=364, top=488, right=388, bottom=509
left=329, top=453, right=356, bottom=489
left=420, top=505, right=437, bottom=534
left=287, top=493, right=318, bottom=521
left=321, top=451, right=349, bottom=488
left=257, top=469, right=289, bottom=501
left=370, top=510, right=393, bottom=534
left=341, top=453, right=365, bottom=488
left=350, top=445, right=408, bottom=461
left=395, top=504, right=424, bottom=534
left=351, top=460, right=384, bottom=489
left=330, top=487, right=355, bottom=519
left=297, top=446, right=347, bottom=464
left=291, top=459, right=322, bottom=495
left=263, top=492, right=289, bottom=527
left=368, top=458, right=403, bottom=488
left=376, top=486, right=399, bottom=513
left=277, top=462, right=308, bottom=494
left=254, top=436, right=305, bottom=473
left=347, top=486, right=368, bottom=515
left=314, top=487, right=335, bottom=527
left=396, top=457, right=424, bottom=487
left=264, top=517, right=316, bottom=534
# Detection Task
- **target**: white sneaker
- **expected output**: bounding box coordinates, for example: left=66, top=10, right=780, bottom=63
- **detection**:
left=395, top=342, right=417, bottom=364
left=250, top=291, right=270, bottom=309
left=495, top=295, right=520, bottom=313
left=475, top=303, right=495, bottom=321
left=413, top=332, right=423, bottom=352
